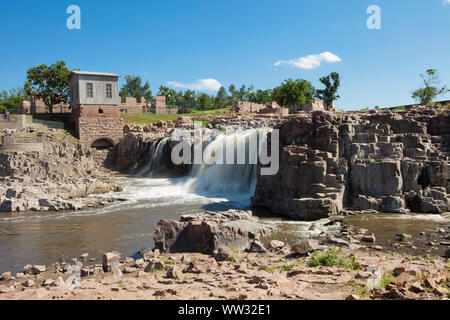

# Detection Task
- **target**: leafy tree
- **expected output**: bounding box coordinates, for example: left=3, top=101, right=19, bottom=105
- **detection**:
left=0, top=88, right=30, bottom=113
left=238, top=85, right=248, bottom=101
left=272, top=79, right=316, bottom=106
left=215, top=87, right=229, bottom=109
left=120, top=75, right=152, bottom=103
left=157, top=86, right=177, bottom=105
left=255, top=89, right=273, bottom=104
left=228, top=84, right=238, bottom=105
left=412, top=69, right=449, bottom=105
left=316, top=72, right=341, bottom=109
left=24, top=61, right=71, bottom=113
left=197, top=93, right=215, bottom=111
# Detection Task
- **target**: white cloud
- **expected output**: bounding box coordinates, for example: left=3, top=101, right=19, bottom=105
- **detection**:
left=167, top=78, right=222, bottom=91
left=444, top=0, right=450, bottom=6
left=274, top=51, right=342, bottom=70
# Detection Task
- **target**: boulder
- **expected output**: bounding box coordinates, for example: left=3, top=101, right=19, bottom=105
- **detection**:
left=292, top=240, right=320, bottom=255
left=102, top=252, right=121, bottom=272
left=154, top=210, right=273, bottom=254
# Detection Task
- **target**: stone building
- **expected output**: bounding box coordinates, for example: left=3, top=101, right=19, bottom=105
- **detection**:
left=119, top=97, right=149, bottom=114
left=69, top=71, right=123, bottom=149
left=20, top=98, right=71, bottom=114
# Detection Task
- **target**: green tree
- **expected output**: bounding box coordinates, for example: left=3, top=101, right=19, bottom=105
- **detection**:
left=215, top=86, right=229, bottom=109
left=316, top=72, right=341, bottom=109
left=412, top=69, right=449, bottom=105
left=272, top=79, right=316, bottom=106
left=24, top=61, right=71, bottom=113
left=157, top=86, right=177, bottom=105
left=0, top=88, right=30, bottom=113
left=238, top=85, right=248, bottom=101
left=197, top=93, right=215, bottom=111
left=255, top=89, right=273, bottom=104
left=228, top=84, right=238, bottom=105
left=120, top=75, right=152, bottom=103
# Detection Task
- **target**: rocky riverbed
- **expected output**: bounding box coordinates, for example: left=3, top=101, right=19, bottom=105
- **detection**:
left=0, top=210, right=448, bottom=300
left=0, top=127, right=122, bottom=212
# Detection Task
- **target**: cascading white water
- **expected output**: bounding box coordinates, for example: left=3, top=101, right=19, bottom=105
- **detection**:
left=182, top=129, right=267, bottom=199
left=138, top=138, right=170, bottom=178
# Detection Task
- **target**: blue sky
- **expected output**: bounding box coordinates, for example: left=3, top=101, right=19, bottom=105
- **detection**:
left=1, top=0, right=449, bottom=110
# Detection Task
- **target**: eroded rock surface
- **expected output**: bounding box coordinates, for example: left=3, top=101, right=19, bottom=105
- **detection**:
left=154, top=210, right=274, bottom=253
left=253, top=108, right=450, bottom=220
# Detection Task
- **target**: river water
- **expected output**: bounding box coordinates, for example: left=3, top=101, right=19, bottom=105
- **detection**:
left=0, top=176, right=255, bottom=274
left=1, top=129, right=449, bottom=274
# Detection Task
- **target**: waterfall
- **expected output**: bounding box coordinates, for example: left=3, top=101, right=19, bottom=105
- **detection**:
left=182, top=129, right=267, bottom=198
left=138, top=138, right=169, bottom=177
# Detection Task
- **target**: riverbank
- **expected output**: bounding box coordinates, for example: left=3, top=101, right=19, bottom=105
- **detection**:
left=0, top=242, right=448, bottom=300
left=0, top=209, right=448, bottom=300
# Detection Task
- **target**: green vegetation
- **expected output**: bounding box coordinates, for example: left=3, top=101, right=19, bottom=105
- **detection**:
left=379, top=271, right=394, bottom=288
left=121, top=107, right=232, bottom=124
left=412, top=69, right=449, bottom=105
left=24, top=61, right=72, bottom=113
left=229, top=247, right=239, bottom=254
left=264, top=267, right=276, bottom=273
left=120, top=75, right=152, bottom=103
left=0, top=88, right=30, bottom=113
left=308, top=247, right=359, bottom=270
left=315, top=72, right=341, bottom=108
left=272, top=78, right=316, bottom=106
left=393, top=106, right=407, bottom=112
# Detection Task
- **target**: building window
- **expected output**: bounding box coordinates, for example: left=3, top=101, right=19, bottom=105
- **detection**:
left=106, top=84, right=112, bottom=99
left=87, top=83, right=93, bottom=98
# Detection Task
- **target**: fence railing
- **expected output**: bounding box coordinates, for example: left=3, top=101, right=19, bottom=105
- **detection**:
left=31, top=118, right=65, bottom=130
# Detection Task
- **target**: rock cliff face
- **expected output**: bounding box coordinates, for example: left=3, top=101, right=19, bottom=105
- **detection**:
left=252, top=108, right=450, bottom=220
left=0, top=130, right=121, bottom=212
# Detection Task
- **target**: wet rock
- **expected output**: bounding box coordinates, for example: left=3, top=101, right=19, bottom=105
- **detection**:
left=361, top=234, right=376, bottom=243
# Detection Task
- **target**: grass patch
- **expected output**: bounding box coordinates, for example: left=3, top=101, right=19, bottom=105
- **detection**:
left=264, top=267, right=276, bottom=273
left=393, top=106, right=407, bottom=112
left=229, top=247, right=239, bottom=254
left=121, top=108, right=232, bottom=125
left=281, top=261, right=303, bottom=272
left=308, top=247, right=359, bottom=270
left=379, top=271, right=394, bottom=288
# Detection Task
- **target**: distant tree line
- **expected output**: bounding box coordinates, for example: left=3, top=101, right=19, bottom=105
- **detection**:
left=7, top=60, right=449, bottom=114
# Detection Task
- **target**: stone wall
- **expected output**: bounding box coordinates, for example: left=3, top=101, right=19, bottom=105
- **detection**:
left=21, top=99, right=70, bottom=114
left=289, top=100, right=326, bottom=113
left=119, top=97, right=148, bottom=114
left=76, top=117, right=123, bottom=146
left=0, top=115, right=27, bottom=131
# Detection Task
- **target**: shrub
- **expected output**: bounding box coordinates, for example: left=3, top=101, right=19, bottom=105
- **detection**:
left=308, top=247, right=359, bottom=270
